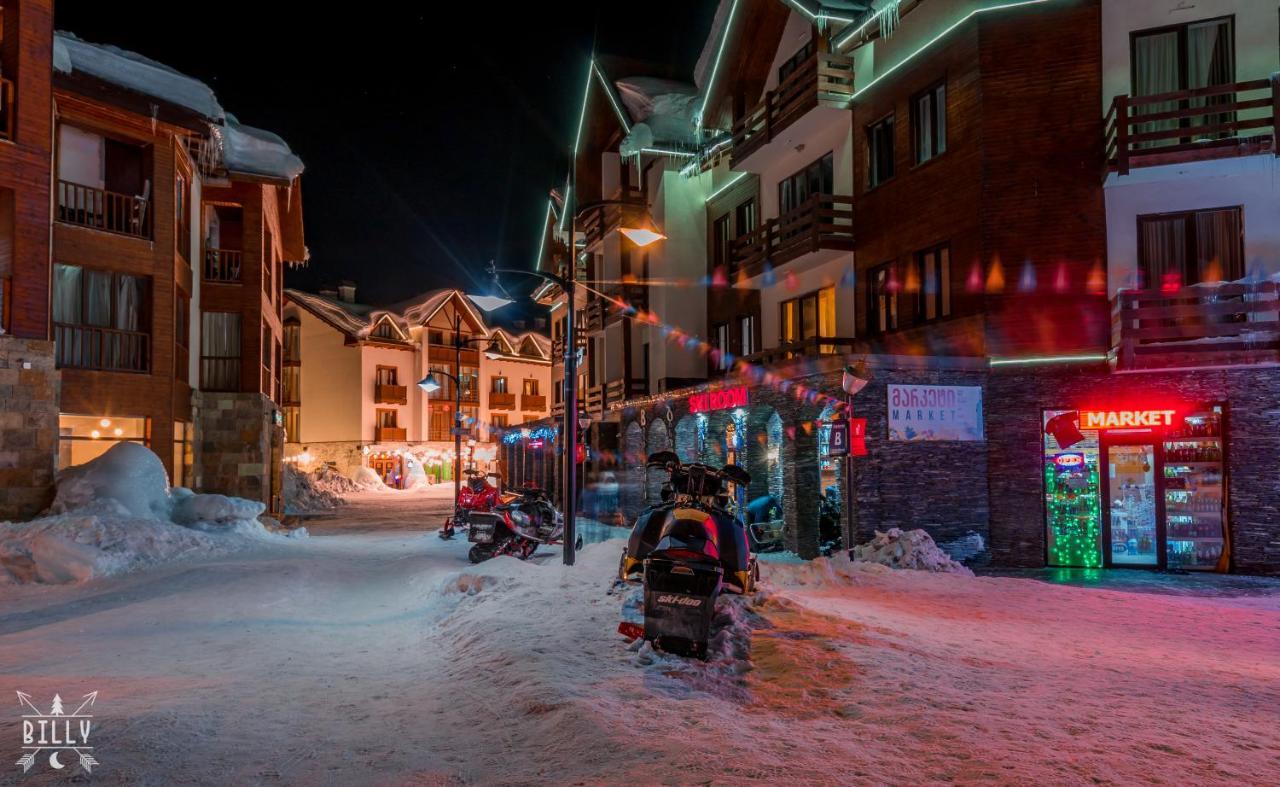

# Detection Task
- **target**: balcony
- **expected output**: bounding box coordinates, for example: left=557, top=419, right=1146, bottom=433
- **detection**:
left=586, top=384, right=607, bottom=417
left=741, top=336, right=858, bottom=368
left=375, top=384, right=407, bottom=405
left=602, top=284, right=648, bottom=325
left=53, top=324, right=150, bottom=373
left=606, top=377, right=647, bottom=404
left=376, top=426, right=407, bottom=442
left=204, top=248, right=243, bottom=283
left=459, top=388, right=479, bottom=405
left=1112, top=282, right=1280, bottom=369
left=730, top=52, right=854, bottom=168
left=579, top=188, right=646, bottom=249
left=489, top=391, right=516, bottom=410
left=521, top=393, right=547, bottom=411
left=56, top=180, right=153, bottom=239
left=0, top=76, right=13, bottom=141
left=1105, top=77, right=1279, bottom=176
left=731, top=194, right=854, bottom=279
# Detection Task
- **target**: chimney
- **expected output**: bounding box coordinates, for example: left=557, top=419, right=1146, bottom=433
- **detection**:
left=337, top=280, right=357, bottom=303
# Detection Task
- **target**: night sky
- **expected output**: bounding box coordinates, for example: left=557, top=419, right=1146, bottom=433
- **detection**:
left=54, top=2, right=718, bottom=311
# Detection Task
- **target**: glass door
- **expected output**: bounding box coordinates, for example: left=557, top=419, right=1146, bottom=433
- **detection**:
left=1103, top=442, right=1162, bottom=567
left=1163, top=409, right=1226, bottom=570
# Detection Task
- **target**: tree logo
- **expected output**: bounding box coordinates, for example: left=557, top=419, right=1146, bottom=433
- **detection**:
left=15, top=691, right=99, bottom=774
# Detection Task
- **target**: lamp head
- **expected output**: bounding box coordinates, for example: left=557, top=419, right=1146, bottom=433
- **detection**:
left=417, top=373, right=442, bottom=393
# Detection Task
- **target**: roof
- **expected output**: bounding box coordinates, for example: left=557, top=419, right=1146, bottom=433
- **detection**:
left=219, top=116, right=306, bottom=183
left=287, top=288, right=512, bottom=344
left=486, top=328, right=552, bottom=361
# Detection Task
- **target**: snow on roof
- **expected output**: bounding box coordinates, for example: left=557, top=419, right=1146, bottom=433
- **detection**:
left=616, top=76, right=699, bottom=156
left=286, top=289, right=376, bottom=337
left=53, top=32, right=224, bottom=122
left=289, top=288, right=508, bottom=343
left=219, top=116, right=305, bottom=182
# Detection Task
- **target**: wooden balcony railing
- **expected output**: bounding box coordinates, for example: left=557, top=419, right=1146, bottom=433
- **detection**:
left=602, top=284, right=649, bottom=324
left=54, top=324, right=150, bottom=373
left=741, top=336, right=859, bottom=367
left=606, top=377, right=647, bottom=404
left=56, top=180, right=152, bottom=239
left=489, top=391, right=516, bottom=410
left=731, top=194, right=854, bottom=277
left=375, top=384, right=408, bottom=404
left=0, top=76, right=13, bottom=141
left=1105, top=76, right=1279, bottom=176
left=376, top=426, right=407, bottom=442
left=586, top=384, right=607, bottom=416
left=205, top=248, right=243, bottom=282
left=459, top=388, right=479, bottom=404
left=521, top=393, right=547, bottom=411
left=579, top=188, right=646, bottom=249
left=1112, top=282, right=1280, bottom=369
left=731, top=52, right=855, bottom=165
left=583, top=298, right=606, bottom=332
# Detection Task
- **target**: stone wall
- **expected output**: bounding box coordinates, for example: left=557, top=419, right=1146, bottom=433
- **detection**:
left=0, top=337, right=58, bottom=520
left=197, top=391, right=282, bottom=512
left=988, top=363, right=1280, bottom=575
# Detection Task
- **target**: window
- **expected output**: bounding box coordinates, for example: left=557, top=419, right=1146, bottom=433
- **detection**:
left=175, top=173, right=190, bottom=260
left=52, top=263, right=151, bottom=372
left=492, top=376, right=508, bottom=394
left=779, top=287, right=836, bottom=352
left=284, top=319, right=300, bottom=362
left=867, top=115, right=895, bottom=188
left=428, top=330, right=445, bottom=345
left=1138, top=207, right=1243, bottom=289
left=429, top=409, right=452, bottom=441
left=377, top=409, right=398, bottom=429
left=284, top=407, right=300, bottom=440
left=175, top=288, right=190, bottom=383
left=172, top=421, right=193, bottom=488
left=522, top=379, right=539, bottom=396
left=868, top=263, right=898, bottom=334
left=555, top=380, right=563, bottom=404
left=713, top=214, right=732, bottom=271
left=738, top=314, right=756, bottom=357
left=55, top=126, right=152, bottom=238
left=370, top=319, right=398, bottom=340
left=58, top=414, right=149, bottom=471
left=201, top=312, right=241, bottom=391
left=735, top=199, right=757, bottom=238
left=1131, top=17, right=1235, bottom=144
left=427, top=363, right=453, bottom=398
left=779, top=153, right=834, bottom=215
left=778, top=38, right=816, bottom=83
left=916, top=245, right=952, bottom=322
left=492, top=414, right=509, bottom=428
left=283, top=365, right=300, bottom=404
left=713, top=323, right=730, bottom=370
left=376, top=365, right=399, bottom=386
left=460, top=367, right=479, bottom=400
left=912, top=82, right=947, bottom=164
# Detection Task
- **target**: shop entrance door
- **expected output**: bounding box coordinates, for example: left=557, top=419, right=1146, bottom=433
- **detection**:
left=1101, top=438, right=1164, bottom=567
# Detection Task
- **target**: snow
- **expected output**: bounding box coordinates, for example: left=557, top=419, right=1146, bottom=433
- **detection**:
left=0, top=443, right=293, bottom=585
left=849, top=527, right=975, bottom=574
left=53, top=32, right=224, bottom=122
left=616, top=76, right=700, bottom=156
left=0, top=492, right=1276, bottom=782
left=283, top=464, right=354, bottom=514
left=218, top=115, right=305, bottom=182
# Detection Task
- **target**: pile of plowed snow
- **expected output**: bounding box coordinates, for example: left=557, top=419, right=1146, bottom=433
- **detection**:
left=851, top=527, right=973, bottom=574
left=283, top=464, right=356, bottom=513
left=0, top=443, right=301, bottom=585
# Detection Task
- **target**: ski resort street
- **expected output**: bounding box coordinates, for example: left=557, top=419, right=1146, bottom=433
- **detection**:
left=1, top=491, right=1277, bottom=784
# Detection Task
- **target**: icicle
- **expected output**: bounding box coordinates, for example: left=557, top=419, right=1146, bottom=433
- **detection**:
left=150, top=103, right=159, bottom=133
left=880, top=0, right=902, bottom=39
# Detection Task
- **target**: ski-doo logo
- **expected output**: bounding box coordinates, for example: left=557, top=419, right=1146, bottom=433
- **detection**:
left=15, top=691, right=99, bottom=774
left=656, top=594, right=703, bottom=608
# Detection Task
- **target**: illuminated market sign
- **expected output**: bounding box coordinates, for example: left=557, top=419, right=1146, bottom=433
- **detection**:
left=688, top=386, right=750, bottom=414
left=1078, top=409, right=1177, bottom=430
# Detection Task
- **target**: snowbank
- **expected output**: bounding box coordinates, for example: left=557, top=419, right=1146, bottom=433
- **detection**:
left=0, top=443, right=296, bottom=585
left=851, top=528, right=975, bottom=574
left=283, top=464, right=355, bottom=513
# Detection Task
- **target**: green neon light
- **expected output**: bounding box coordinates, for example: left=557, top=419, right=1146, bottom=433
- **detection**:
left=559, top=185, right=571, bottom=233
left=594, top=63, right=631, bottom=133
left=781, top=0, right=855, bottom=23
left=534, top=199, right=554, bottom=271
left=704, top=171, right=748, bottom=203
left=846, top=1, right=1052, bottom=98
left=571, top=59, right=594, bottom=155
left=695, top=0, right=741, bottom=131
left=640, top=147, right=696, bottom=157
left=989, top=354, right=1107, bottom=367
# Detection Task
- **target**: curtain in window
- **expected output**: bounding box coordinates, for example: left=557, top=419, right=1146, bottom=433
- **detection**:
left=1133, top=31, right=1180, bottom=148
left=1194, top=208, right=1242, bottom=283
left=84, top=269, right=112, bottom=327
left=1187, top=19, right=1234, bottom=136
left=1140, top=215, right=1188, bottom=289
left=916, top=93, right=934, bottom=162
left=202, top=312, right=241, bottom=390
left=52, top=264, right=82, bottom=324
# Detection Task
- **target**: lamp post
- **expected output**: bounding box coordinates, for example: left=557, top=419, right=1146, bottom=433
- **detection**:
left=487, top=198, right=664, bottom=565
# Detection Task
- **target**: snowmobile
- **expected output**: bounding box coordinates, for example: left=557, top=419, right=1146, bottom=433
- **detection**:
left=466, top=486, right=582, bottom=563
left=818, top=486, right=843, bottom=556
left=440, top=471, right=502, bottom=540
left=618, top=451, right=758, bottom=658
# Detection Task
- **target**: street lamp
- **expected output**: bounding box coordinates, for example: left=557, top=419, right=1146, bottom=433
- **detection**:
left=486, top=199, right=664, bottom=566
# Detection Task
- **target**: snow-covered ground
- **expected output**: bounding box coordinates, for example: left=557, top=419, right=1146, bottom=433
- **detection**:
left=0, top=491, right=1276, bottom=784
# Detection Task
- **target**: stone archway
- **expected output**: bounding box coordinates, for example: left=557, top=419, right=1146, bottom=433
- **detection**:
left=621, top=421, right=646, bottom=521
left=645, top=417, right=672, bottom=503
left=673, top=414, right=698, bottom=464
left=765, top=411, right=785, bottom=502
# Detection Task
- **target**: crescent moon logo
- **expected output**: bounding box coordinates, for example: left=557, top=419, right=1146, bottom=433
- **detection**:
left=48, top=751, right=65, bottom=770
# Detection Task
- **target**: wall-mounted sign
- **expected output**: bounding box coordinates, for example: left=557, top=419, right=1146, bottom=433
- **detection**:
left=688, top=386, right=750, bottom=414
left=829, top=420, right=849, bottom=456
left=1078, top=409, right=1177, bottom=430
left=829, top=418, right=867, bottom=457
left=888, top=384, right=983, bottom=441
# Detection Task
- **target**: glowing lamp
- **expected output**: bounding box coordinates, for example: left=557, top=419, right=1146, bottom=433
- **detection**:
left=417, top=374, right=442, bottom=393
left=619, top=223, right=666, bottom=248
left=468, top=294, right=515, bottom=312
left=842, top=360, right=871, bottom=396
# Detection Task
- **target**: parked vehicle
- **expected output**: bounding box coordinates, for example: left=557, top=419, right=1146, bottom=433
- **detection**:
left=618, top=451, right=758, bottom=658
left=819, top=485, right=843, bottom=556
left=440, top=471, right=502, bottom=540
left=466, top=486, right=581, bottom=563
left=744, top=493, right=785, bottom=553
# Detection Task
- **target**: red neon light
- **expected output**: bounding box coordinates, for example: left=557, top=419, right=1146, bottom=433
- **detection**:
left=689, top=386, right=750, bottom=414
left=1079, top=409, right=1177, bottom=430
left=1054, top=453, right=1083, bottom=467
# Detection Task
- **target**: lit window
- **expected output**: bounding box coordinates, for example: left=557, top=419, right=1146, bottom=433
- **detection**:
left=58, top=414, right=149, bottom=471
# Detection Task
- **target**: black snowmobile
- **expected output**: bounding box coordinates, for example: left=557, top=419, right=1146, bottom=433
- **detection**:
left=466, top=486, right=582, bottom=563
left=618, top=451, right=758, bottom=658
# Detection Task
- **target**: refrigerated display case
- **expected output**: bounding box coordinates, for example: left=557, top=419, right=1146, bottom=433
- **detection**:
left=1162, top=408, right=1227, bottom=571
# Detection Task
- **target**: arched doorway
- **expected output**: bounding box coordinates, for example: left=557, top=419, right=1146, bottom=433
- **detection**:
left=622, top=420, right=646, bottom=521
left=674, top=414, right=699, bottom=464
left=645, top=418, right=671, bottom=503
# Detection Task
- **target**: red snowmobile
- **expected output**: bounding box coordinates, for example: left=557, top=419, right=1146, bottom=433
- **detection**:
left=439, top=471, right=502, bottom=540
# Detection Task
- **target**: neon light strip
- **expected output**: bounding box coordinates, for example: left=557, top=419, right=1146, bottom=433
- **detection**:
left=781, top=0, right=854, bottom=24
left=845, top=1, right=1052, bottom=97
left=989, top=354, right=1107, bottom=367
left=533, top=199, right=554, bottom=271
left=593, top=63, right=631, bottom=133
left=639, top=147, right=696, bottom=157
left=559, top=184, right=571, bottom=233
left=695, top=0, right=741, bottom=130
left=704, top=171, right=748, bottom=203
left=571, top=59, right=594, bottom=155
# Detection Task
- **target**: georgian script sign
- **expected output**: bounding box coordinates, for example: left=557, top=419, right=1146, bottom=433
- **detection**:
left=888, top=384, right=983, bottom=441
left=688, top=386, right=750, bottom=414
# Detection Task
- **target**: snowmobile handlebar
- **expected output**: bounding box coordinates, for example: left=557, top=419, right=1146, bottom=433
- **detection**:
left=644, top=452, right=751, bottom=498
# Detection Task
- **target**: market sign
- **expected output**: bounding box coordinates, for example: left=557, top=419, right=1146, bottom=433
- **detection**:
left=1078, top=409, right=1177, bottom=430
left=688, top=385, right=750, bottom=414
left=887, top=385, right=983, bottom=441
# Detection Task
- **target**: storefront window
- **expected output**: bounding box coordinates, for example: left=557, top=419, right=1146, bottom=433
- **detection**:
left=172, top=421, right=193, bottom=488
left=58, top=414, right=149, bottom=470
